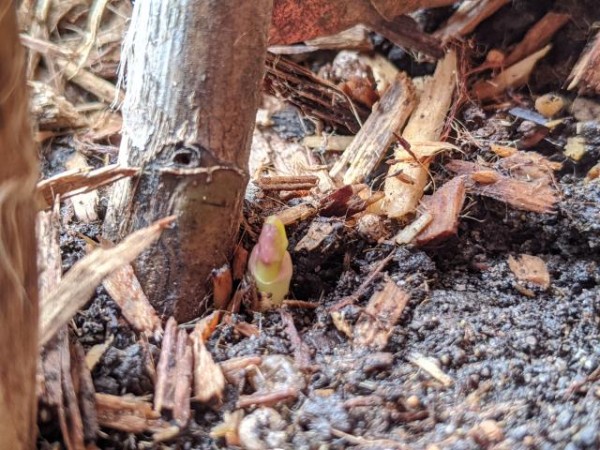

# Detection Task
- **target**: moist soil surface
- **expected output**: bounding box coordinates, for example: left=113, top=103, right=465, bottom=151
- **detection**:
left=38, top=1, right=600, bottom=449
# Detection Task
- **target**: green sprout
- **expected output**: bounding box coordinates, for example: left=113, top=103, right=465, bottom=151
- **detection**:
left=248, top=216, right=292, bottom=309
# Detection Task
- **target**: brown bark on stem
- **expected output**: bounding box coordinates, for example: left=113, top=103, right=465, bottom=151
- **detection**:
left=0, top=2, right=40, bottom=449
left=104, top=0, right=273, bottom=321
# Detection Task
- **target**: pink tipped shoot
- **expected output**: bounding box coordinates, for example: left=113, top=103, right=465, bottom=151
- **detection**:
left=248, top=216, right=292, bottom=309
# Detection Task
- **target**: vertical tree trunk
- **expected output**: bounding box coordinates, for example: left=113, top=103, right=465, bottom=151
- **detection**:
left=104, top=0, right=273, bottom=321
left=0, top=2, right=40, bottom=449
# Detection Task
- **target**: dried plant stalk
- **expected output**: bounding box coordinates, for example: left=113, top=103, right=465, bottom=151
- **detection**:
left=435, top=0, right=510, bottom=42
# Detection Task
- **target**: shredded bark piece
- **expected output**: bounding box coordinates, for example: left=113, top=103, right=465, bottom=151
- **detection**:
left=508, top=254, right=551, bottom=290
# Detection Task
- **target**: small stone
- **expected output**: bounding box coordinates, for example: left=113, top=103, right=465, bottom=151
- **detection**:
left=535, top=93, right=566, bottom=118
left=469, top=419, right=504, bottom=446
left=406, top=395, right=420, bottom=409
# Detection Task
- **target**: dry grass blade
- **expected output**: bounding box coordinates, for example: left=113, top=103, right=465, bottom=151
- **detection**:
left=37, top=164, right=139, bottom=207
left=39, top=216, right=175, bottom=346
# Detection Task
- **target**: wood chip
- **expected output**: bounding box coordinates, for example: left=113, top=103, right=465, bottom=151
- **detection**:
left=295, top=221, right=336, bottom=252
left=154, top=318, right=178, bottom=414
left=37, top=164, right=138, bottom=208
left=191, top=322, right=226, bottom=404
left=64, top=152, right=98, bottom=222
left=102, top=246, right=163, bottom=336
left=446, top=160, right=559, bottom=213
left=329, top=73, right=416, bottom=185
left=504, top=12, right=570, bottom=67
left=408, top=352, right=454, bottom=387
left=416, top=177, right=466, bottom=246
left=95, top=393, right=169, bottom=434
left=353, top=279, right=410, bottom=349
left=281, top=310, right=312, bottom=370
left=567, top=30, right=600, bottom=94
left=394, top=212, right=433, bottom=245
left=508, top=254, right=551, bottom=290
left=473, top=45, right=552, bottom=101
left=211, top=264, right=233, bottom=310
left=276, top=202, right=318, bottom=226
left=435, top=0, right=510, bottom=43
left=39, top=216, right=173, bottom=346
left=384, top=50, right=457, bottom=219
left=257, top=175, right=319, bottom=191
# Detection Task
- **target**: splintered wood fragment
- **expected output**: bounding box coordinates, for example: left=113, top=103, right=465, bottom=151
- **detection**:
left=37, top=164, right=139, bottom=207
left=281, top=310, right=312, bottom=370
left=567, top=31, right=600, bottom=94
left=236, top=388, right=299, bottom=409
left=154, top=318, right=178, bottom=414
left=302, top=134, right=354, bottom=152
left=408, top=352, right=453, bottom=387
left=329, top=73, right=416, bottom=185
left=508, top=254, right=550, bottom=290
left=173, top=329, right=193, bottom=427
left=416, top=176, right=466, bottom=246
left=211, top=264, right=233, bottom=310
left=65, top=152, right=98, bottom=223
left=102, top=243, right=163, bottom=336
left=95, top=393, right=169, bottom=434
left=384, top=50, right=457, bottom=219
left=29, top=81, right=88, bottom=130
left=60, top=333, right=86, bottom=449
left=40, top=217, right=173, bottom=346
left=435, top=0, right=510, bottom=42
left=446, top=160, right=558, bottom=213
left=264, top=53, right=369, bottom=134
left=276, top=202, right=318, bottom=226
left=191, top=322, right=226, bottom=404
left=394, top=212, right=433, bottom=245
left=504, top=12, right=570, bottom=67
left=257, top=175, right=319, bottom=191
left=353, top=279, right=410, bottom=349
left=473, top=45, right=551, bottom=101
left=210, top=410, right=244, bottom=447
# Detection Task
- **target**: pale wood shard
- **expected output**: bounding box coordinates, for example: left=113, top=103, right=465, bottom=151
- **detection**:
left=394, top=212, right=433, bottom=245
left=95, top=393, right=170, bottom=434
left=173, top=329, right=193, bottom=427
left=473, top=45, right=552, bottom=101
left=353, top=279, right=410, bottom=349
left=446, top=160, right=559, bottom=213
left=65, top=152, right=98, bottom=223
left=416, top=176, right=467, bottom=246
left=435, top=0, right=510, bottom=43
left=232, top=246, right=249, bottom=281
left=69, top=339, right=99, bottom=443
left=295, top=221, right=336, bottom=252
left=37, top=164, right=139, bottom=208
left=269, top=25, right=373, bottom=55
left=154, top=317, right=178, bottom=414
left=102, top=247, right=163, bottom=336
left=508, top=254, right=551, bottom=290
left=39, top=217, right=173, bottom=346
left=191, top=322, right=226, bottom=404
left=220, top=356, right=263, bottom=385
left=408, top=352, right=454, bottom=387
left=329, top=73, right=416, bottom=185
left=384, top=50, right=457, bottom=219
left=567, top=31, right=600, bottom=94
left=504, top=12, right=570, bottom=67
